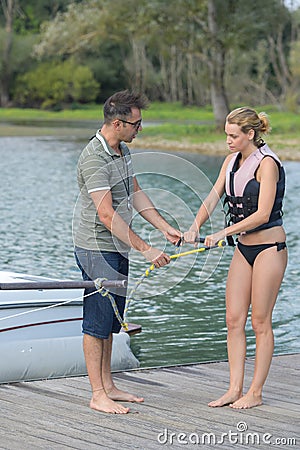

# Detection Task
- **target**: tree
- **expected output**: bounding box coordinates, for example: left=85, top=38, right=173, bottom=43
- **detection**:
left=2, top=0, right=298, bottom=123
left=0, top=0, right=81, bottom=106
left=33, top=0, right=128, bottom=100
left=286, top=7, right=300, bottom=111
left=0, top=0, right=15, bottom=106
left=14, top=59, right=99, bottom=108
left=206, top=0, right=229, bottom=128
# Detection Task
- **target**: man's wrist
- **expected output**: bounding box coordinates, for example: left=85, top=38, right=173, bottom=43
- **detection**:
left=140, top=243, right=151, bottom=254
left=130, top=233, right=150, bottom=253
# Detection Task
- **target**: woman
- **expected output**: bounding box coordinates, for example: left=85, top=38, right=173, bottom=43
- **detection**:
left=184, top=107, right=287, bottom=409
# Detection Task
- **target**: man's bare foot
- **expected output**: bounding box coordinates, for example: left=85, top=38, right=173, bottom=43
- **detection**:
left=106, top=385, right=144, bottom=403
left=208, top=390, right=242, bottom=407
left=230, top=392, right=262, bottom=409
left=90, top=388, right=130, bottom=414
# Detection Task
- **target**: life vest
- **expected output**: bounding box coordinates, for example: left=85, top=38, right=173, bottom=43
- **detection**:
left=224, top=143, right=285, bottom=237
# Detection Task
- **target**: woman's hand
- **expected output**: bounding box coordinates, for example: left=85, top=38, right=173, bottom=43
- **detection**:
left=204, top=230, right=226, bottom=247
left=183, top=229, right=200, bottom=246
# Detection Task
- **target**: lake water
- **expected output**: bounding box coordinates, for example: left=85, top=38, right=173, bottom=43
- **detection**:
left=1, top=136, right=299, bottom=368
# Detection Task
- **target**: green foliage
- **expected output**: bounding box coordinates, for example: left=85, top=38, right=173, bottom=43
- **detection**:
left=283, top=93, right=299, bottom=114
left=84, top=45, right=128, bottom=101
left=0, top=103, right=300, bottom=148
left=71, top=65, right=99, bottom=103
left=290, top=40, right=300, bottom=77
left=13, top=0, right=78, bottom=34
left=1, top=0, right=300, bottom=113
left=13, top=59, right=100, bottom=109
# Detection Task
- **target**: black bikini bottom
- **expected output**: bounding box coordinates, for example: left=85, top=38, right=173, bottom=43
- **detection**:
left=237, top=241, right=286, bottom=267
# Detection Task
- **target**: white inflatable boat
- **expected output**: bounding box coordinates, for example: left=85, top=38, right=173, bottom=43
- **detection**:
left=0, top=271, right=141, bottom=384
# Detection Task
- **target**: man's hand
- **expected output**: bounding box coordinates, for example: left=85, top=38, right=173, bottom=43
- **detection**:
left=142, top=246, right=171, bottom=268
left=163, top=226, right=182, bottom=246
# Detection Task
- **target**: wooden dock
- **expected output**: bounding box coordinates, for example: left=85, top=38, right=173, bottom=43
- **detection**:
left=0, top=353, right=299, bottom=449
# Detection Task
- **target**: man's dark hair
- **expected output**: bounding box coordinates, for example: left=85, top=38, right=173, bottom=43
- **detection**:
left=103, top=90, right=149, bottom=123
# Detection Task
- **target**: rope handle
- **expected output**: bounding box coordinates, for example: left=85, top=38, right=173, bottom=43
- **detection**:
left=148, top=239, right=226, bottom=272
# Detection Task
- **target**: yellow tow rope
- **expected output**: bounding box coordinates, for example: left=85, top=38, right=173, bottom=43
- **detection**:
left=94, top=279, right=129, bottom=331
left=124, top=239, right=226, bottom=324
left=145, top=240, right=225, bottom=275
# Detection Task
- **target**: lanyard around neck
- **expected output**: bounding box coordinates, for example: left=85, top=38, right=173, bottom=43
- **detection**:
left=95, top=131, right=131, bottom=209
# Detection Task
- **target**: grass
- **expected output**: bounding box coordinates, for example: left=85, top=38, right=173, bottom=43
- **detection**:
left=142, top=123, right=222, bottom=143
left=0, top=103, right=299, bottom=150
left=0, top=102, right=215, bottom=122
left=0, top=105, right=102, bottom=121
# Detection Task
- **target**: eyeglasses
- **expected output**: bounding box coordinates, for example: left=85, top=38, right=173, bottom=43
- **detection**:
left=119, top=118, right=142, bottom=129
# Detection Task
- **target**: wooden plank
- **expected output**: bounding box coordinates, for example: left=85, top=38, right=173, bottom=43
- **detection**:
left=0, top=354, right=298, bottom=449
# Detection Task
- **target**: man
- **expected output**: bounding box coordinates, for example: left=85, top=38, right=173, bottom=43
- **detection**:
left=74, top=90, right=181, bottom=414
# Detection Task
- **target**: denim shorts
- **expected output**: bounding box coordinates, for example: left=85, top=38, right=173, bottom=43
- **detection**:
left=74, top=247, right=129, bottom=339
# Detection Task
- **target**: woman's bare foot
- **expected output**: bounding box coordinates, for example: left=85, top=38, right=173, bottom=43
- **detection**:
left=208, top=389, right=242, bottom=407
left=230, top=391, right=262, bottom=409
left=106, top=385, right=144, bottom=403
left=90, top=388, right=130, bottom=414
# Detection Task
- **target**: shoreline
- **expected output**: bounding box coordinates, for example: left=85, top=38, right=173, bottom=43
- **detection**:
left=131, top=137, right=300, bottom=161
left=1, top=124, right=299, bottom=161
